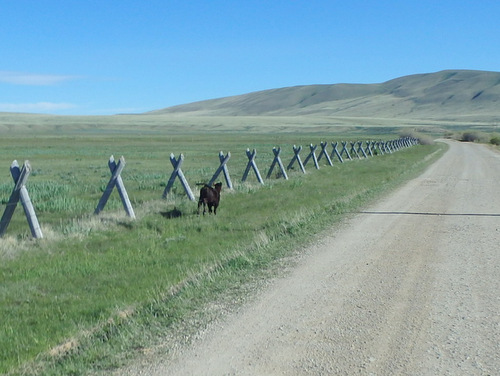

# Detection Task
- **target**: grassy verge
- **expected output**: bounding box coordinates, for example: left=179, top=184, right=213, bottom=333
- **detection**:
left=1, top=137, right=446, bottom=375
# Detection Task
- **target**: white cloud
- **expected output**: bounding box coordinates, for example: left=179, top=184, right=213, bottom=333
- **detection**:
left=0, top=71, right=78, bottom=85
left=0, top=102, right=77, bottom=113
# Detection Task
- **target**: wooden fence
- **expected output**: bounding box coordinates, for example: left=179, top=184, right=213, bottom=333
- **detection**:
left=0, top=137, right=419, bottom=239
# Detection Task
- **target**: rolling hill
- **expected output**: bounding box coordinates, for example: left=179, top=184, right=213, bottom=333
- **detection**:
left=150, top=70, right=500, bottom=122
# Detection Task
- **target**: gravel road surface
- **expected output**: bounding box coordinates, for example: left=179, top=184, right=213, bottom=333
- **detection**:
left=122, top=140, right=500, bottom=375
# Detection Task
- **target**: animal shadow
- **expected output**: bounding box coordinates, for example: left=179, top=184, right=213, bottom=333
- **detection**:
left=161, top=208, right=183, bottom=219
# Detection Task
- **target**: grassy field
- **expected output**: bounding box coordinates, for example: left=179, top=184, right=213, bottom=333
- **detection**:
left=0, top=118, right=445, bottom=375
left=3, top=112, right=496, bottom=135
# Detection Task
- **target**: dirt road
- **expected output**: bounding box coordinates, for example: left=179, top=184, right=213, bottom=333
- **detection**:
left=124, top=140, right=500, bottom=375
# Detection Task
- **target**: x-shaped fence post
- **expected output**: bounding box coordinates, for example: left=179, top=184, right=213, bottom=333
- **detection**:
left=303, top=144, right=319, bottom=169
left=0, top=160, right=43, bottom=239
left=317, top=141, right=333, bottom=166
left=94, top=156, right=135, bottom=218
left=350, top=142, right=361, bottom=159
left=357, top=141, right=368, bottom=158
left=331, top=142, right=344, bottom=163
left=266, top=147, right=288, bottom=180
left=208, top=150, right=233, bottom=189
left=365, top=141, right=374, bottom=157
left=287, top=145, right=306, bottom=173
left=340, top=141, right=352, bottom=160
left=163, top=153, right=195, bottom=200
left=208, top=151, right=233, bottom=189
left=242, top=149, right=264, bottom=184
left=384, top=141, right=392, bottom=154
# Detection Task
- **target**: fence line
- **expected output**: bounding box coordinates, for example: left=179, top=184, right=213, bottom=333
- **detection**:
left=0, top=137, right=419, bottom=238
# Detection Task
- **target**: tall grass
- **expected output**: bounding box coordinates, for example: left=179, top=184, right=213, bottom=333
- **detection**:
left=0, top=132, right=445, bottom=375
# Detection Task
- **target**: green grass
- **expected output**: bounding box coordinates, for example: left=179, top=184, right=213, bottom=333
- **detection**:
left=0, top=130, right=445, bottom=375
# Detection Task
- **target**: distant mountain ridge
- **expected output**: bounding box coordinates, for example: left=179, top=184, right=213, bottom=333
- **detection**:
left=150, top=70, right=500, bottom=122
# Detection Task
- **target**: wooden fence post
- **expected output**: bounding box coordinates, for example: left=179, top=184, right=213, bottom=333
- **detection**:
left=317, top=141, right=333, bottom=166
left=365, top=141, right=371, bottom=157
left=242, top=149, right=264, bottom=184
left=94, top=156, right=135, bottom=218
left=331, top=142, right=344, bottom=163
left=209, top=151, right=233, bottom=189
left=0, top=160, right=43, bottom=239
left=340, top=141, right=352, bottom=160
left=303, top=144, right=319, bottom=169
left=350, top=142, right=361, bottom=159
left=110, top=156, right=135, bottom=219
left=287, top=145, right=306, bottom=173
left=267, top=147, right=288, bottom=180
left=357, top=141, right=368, bottom=158
left=384, top=141, right=392, bottom=154
left=365, top=141, right=374, bottom=157
left=163, top=153, right=195, bottom=200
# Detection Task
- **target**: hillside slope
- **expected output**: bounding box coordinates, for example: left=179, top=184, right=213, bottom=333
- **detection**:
left=150, top=70, right=500, bottom=121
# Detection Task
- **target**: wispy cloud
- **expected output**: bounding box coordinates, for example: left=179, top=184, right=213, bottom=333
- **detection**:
left=0, top=71, right=79, bottom=85
left=0, top=102, right=77, bottom=113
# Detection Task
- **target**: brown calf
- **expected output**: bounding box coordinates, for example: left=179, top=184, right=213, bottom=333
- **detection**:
left=197, top=182, right=222, bottom=215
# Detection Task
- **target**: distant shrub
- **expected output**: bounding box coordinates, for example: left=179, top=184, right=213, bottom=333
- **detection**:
left=461, top=132, right=478, bottom=142
left=490, top=136, right=500, bottom=146
left=398, top=130, right=434, bottom=145
left=461, top=131, right=488, bottom=143
left=416, top=135, right=434, bottom=145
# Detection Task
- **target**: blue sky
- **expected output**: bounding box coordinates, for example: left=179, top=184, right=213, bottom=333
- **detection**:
left=2, top=0, right=499, bottom=115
